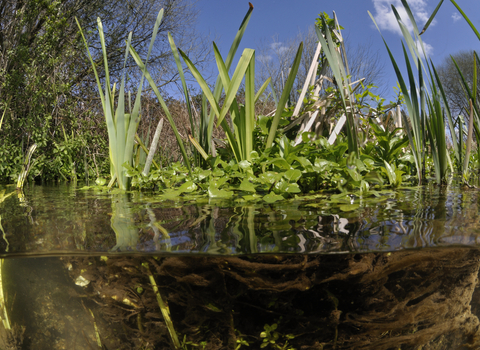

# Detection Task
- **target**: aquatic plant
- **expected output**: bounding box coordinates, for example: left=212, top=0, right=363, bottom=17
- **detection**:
left=369, top=0, right=449, bottom=184
left=315, top=14, right=359, bottom=157
left=0, top=101, right=7, bottom=131
left=180, top=4, right=254, bottom=162
left=142, top=262, right=181, bottom=349
left=76, top=10, right=164, bottom=190
left=179, top=4, right=295, bottom=165
left=16, top=143, right=37, bottom=190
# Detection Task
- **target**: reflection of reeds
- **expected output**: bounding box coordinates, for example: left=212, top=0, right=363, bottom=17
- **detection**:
left=110, top=195, right=138, bottom=251
left=0, top=189, right=12, bottom=253
left=0, top=259, right=10, bottom=331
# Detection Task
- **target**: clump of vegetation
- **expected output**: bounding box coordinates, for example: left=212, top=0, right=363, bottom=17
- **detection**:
left=77, top=5, right=415, bottom=203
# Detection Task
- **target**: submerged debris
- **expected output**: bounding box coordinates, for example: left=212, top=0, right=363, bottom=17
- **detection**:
left=62, top=249, right=480, bottom=349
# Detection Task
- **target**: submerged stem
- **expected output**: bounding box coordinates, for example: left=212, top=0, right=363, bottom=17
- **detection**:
left=142, top=262, right=180, bottom=349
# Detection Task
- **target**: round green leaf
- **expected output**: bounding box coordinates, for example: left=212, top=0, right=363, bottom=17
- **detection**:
left=263, top=193, right=284, bottom=203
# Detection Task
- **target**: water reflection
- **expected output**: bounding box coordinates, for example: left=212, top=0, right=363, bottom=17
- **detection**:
left=1, top=183, right=480, bottom=256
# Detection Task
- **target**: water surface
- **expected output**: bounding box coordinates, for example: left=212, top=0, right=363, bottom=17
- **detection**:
left=1, top=183, right=479, bottom=256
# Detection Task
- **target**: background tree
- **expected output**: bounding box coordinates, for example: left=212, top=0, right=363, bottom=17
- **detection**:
left=0, top=0, right=209, bottom=182
left=436, top=50, right=480, bottom=120
left=256, top=23, right=387, bottom=105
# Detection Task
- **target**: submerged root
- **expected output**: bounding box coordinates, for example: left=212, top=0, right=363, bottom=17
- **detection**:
left=67, top=249, right=480, bottom=349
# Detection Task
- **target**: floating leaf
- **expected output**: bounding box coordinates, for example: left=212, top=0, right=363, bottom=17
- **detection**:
left=208, top=187, right=234, bottom=198
left=339, top=204, right=360, bottom=212
left=258, top=172, right=283, bottom=185
left=96, top=178, right=107, bottom=186
left=242, top=194, right=262, bottom=202
left=382, top=161, right=396, bottom=185
left=346, top=168, right=362, bottom=182
left=196, top=170, right=211, bottom=181
left=160, top=190, right=183, bottom=200
left=315, top=159, right=336, bottom=172
left=257, top=115, right=271, bottom=135
left=239, top=179, right=256, bottom=192
left=263, top=193, right=284, bottom=203
left=212, top=168, right=225, bottom=177
left=364, top=171, right=384, bottom=185
left=210, top=177, right=228, bottom=188
left=178, top=181, right=197, bottom=193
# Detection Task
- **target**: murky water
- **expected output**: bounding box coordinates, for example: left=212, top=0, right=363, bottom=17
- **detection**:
left=1, top=184, right=480, bottom=349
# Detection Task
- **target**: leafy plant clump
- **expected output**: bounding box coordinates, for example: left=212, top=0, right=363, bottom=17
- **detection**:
left=81, top=4, right=421, bottom=202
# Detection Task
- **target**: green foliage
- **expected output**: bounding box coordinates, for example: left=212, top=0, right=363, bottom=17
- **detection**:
left=315, top=12, right=343, bottom=48
left=363, top=120, right=412, bottom=178
left=123, top=122, right=402, bottom=201
left=77, top=10, right=165, bottom=190
left=369, top=1, right=449, bottom=183
left=315, top=17, right=359, bottom=157
left=260, top=323, right=295, bottom=350
left=181, top=335, right=207, bottom=349
left=0, top=0, right=79, bottom=183
left=0, top=144, right=24, bottom=183
left=16, top=144, right=37, bottom=190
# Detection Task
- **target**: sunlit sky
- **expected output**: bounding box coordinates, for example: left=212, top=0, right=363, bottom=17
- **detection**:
left=196, top=0, right=480, bottom=102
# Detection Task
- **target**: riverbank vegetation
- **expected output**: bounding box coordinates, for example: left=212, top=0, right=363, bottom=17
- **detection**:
left=1, top=0, right=480, bottom=201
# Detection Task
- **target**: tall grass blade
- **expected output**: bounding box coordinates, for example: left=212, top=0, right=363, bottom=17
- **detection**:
left=142, top=118, right=164, bottom=177
left=0, top=99, right=9, bottom=131
left=450, top=0, right=480, bottom=40
left=129, top=46, right=192, bottom=173
left=16, top=144, right=37, bottom=190
left=244, top=49, right=256, bottom=162
left=135, top=133, right=160, bottom=170
left=265, top=42, right=303, bottom=149
left=168, top=33, right=195, bottom=139
left=188, top=135, right=209, bottom=161
left=464, top=99, right=474, bottom=175
left=255, top=77, right=271, bottom=103
left=198, top=4, right=254, bottom=156
left=431, top=61, right=460, bottom=169
left=315, top=22, right=359, bottom=156
left=420, top=0, right=445, bottom=35
left=269, top=80, right=279, bottom=107
left=179, top=50, right=221, bottom=117
left=217, top=48, right=255, bottom=126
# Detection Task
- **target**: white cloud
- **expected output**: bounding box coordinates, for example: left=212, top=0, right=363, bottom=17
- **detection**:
left=371, top=0, right=432, bottom=36
left=452, top=12, right=461, bottom=23
left=416, top=40, right=434, bottom=56
left=258, top=54, right=273, bottom=63
left=270, top=42, right=288, bottom=55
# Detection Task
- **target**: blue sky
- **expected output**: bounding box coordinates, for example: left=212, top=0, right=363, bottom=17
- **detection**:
left=195, top=0, right=480, bottom=102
